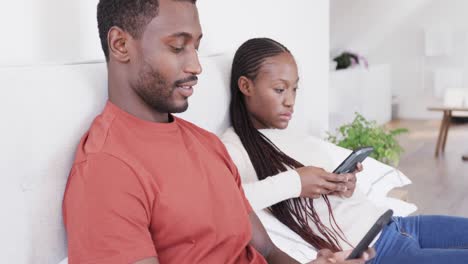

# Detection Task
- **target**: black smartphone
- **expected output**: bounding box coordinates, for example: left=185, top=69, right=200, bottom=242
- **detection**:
left=333, top=146, right=374, bottom=174
left=346, top=209, right=393, bottom=260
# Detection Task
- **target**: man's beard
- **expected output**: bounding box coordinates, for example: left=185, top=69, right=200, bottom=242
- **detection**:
left=132, top=62, right=189, bottom=114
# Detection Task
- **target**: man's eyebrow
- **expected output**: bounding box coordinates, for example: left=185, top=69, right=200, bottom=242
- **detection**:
left=169, top=32, right=203, bottom=41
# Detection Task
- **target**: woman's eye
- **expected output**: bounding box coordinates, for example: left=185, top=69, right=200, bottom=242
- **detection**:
left=274, top=88, right=285, bottom=94
left=293, top=87, right=299, bottom=92
left=171, top=46, right=184, bottom=53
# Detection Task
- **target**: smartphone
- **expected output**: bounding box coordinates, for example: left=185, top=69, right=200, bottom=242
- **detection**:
left=346, top=209, right=393, bottom=260
left=333, top=146, right=374, bottom=174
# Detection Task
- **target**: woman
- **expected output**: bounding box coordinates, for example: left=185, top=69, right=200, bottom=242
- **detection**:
left=221, top=37, right=468, bottom=264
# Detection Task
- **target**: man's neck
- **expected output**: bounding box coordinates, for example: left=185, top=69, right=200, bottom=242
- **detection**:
left=107, top=70, right=170, bottom=123
left=109, top=94, right=170, bottom=123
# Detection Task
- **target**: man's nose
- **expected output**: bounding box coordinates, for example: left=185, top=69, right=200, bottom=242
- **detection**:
left=184, top=49, right=202, bottom=75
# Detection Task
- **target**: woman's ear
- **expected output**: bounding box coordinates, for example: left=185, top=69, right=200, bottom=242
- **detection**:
left=238, top=76, right=254, bottom=97
left=108, top=26, right=130, bottom=63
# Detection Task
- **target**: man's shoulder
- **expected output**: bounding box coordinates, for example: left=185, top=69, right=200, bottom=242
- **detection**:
left=73, top=109, right=122, bottom=164
left=72, top=151, right=129, bottom=172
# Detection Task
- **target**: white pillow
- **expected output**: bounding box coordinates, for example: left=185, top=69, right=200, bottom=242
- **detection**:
left=307, top=137, right=417, bottom=216
left=257, top=130, right=412, bottom=200
left=309, top=137, right=412, bottom=197
left=371, top=197, right=417, bottom=217
left=0, top=63, right=108, bottom=264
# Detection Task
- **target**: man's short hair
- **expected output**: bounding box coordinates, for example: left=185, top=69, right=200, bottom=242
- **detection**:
left=97, top=0, right=196, bottom=61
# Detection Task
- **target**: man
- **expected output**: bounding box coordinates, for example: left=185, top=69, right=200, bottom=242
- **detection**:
left=62, top=0, right=374, bottom=263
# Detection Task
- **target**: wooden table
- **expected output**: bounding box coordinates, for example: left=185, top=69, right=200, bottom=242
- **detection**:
left=428, top=106, right=468, bottom=157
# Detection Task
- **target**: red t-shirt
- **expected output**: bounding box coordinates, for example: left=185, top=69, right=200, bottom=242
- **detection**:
left=63, top=101, right=267, bottom=264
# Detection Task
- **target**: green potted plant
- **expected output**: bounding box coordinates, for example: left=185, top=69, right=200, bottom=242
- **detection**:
left=327, top=113, right=408, bottom=166
left=333, top=51, right=368, bottom=70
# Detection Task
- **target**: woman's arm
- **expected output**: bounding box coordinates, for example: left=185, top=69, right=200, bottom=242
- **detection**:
left=242, top=170, right=302, bottom=210
left=223, top=140, right=347, bottom=210
left=222, top=139, right=302, bottom=210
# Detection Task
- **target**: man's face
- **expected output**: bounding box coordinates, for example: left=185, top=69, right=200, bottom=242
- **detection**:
left=130, top=0, right=203, bottom=114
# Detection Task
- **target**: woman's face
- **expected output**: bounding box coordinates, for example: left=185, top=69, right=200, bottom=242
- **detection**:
left=242, top=52, right=299, bottom=129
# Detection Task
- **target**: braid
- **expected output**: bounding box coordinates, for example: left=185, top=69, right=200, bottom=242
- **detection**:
left=229, top=38, right=350, bottom=251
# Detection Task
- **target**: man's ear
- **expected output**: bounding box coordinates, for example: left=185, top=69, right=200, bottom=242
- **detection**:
left=238, top=76, right=254, bottom=97
left=108, top=26, right=130, bottom=62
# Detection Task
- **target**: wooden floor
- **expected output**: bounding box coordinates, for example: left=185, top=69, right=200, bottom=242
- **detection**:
left=387, top=119, right=468, bottom=217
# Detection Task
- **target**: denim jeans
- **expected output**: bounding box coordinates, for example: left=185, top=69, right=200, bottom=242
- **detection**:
left=369, top=215, right=468, bottom=264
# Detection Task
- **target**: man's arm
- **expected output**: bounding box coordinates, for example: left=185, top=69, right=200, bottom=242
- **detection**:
left=248, top=212, right=374, bottom=264
left=63, top=153, right=158, bottom=262
left=248, top=212, right=301, bottom=264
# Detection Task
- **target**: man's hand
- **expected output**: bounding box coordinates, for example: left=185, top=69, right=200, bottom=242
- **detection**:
left=296, top=166, right=348, bottom=198
left=330, top=163, right=363, bottom=198
left=308, top=248, right=375, bottom=264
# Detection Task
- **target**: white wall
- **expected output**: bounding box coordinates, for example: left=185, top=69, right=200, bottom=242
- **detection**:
left=329, top=64, right=391, bottom=132
left=0, top=1, right=329, bottom=263
left=0, top=0, right=101, bottom=65
left=197, top=0, right=330, bottom=135
left=374, top=0, right=468, bottom=119
left=330, top=0, right=428, bottom=57
left=331, top=0, right=468, bottom=119
left=0, top=0, right=35, bottom=65
left=1, top=0, right=329, bottom=134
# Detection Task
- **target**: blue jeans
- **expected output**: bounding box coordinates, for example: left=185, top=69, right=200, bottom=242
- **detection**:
left=370, top=215, right=468, bottom=264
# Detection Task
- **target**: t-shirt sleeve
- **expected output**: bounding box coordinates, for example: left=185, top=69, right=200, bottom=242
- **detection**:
left=230, top=157, right=254, bottom=214
left=63, top=153, right=157, bottom=264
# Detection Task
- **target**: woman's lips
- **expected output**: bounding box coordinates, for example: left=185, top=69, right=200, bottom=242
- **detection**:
left=279, top=113, right=293, bottom=120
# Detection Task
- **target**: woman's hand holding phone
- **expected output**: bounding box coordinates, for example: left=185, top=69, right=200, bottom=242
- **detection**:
left=296, top=166, right=349, bottom=199
left=330, top=163, right=363, bottom=198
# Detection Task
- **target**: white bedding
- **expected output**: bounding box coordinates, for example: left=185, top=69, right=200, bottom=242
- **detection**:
left=245, top=131, right=417, bottom=263
left=257, top=194, right=416, bottom=263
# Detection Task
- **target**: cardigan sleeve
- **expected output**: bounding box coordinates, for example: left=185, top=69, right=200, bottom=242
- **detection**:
left=222, top=138, right=302, bottom=211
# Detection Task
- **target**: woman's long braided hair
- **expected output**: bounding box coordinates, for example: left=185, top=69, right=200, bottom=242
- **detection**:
left=229, top=38, right=350, bottom=251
